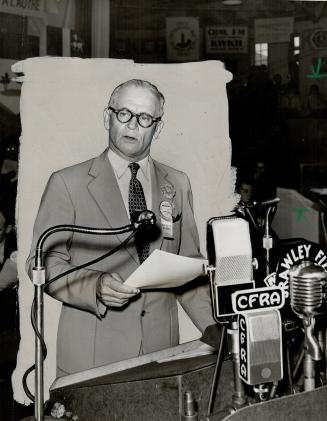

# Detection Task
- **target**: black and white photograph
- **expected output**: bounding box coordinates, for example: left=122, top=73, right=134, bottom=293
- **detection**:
left=1, top=1, right=327, bottom=420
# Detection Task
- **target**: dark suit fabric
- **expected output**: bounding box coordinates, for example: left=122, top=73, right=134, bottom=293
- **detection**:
left=0, top=230, right=19, bottom=421
left=27, top=150, right=215, bottom=376
left=0, top=231, right=17, bottom=332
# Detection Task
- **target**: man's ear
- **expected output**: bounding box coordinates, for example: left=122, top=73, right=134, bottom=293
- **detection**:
left=153, top=120, right=164, bottom=140
left=6, top=224, right=12, bottom=234
left=103, top=107, right=110, bottom=131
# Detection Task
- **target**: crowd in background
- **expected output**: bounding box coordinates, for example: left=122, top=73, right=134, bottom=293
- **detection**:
left=0, top=135, right=21, bottom=419
left=228, top=65, right=327, bottom=196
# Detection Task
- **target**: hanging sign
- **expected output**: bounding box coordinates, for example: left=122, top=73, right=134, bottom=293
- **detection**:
left=0, top=0, right=45, bottom=18
left=166, top=17, right=200, bottom=62
left=205, top=26, right=248, bottom=54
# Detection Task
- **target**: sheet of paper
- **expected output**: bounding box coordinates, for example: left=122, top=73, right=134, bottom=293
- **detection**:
left=125, top=250, right=207, bottom=289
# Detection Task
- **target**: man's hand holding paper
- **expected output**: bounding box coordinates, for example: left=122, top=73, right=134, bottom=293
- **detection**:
left=97, top=272, right=140, bottom=308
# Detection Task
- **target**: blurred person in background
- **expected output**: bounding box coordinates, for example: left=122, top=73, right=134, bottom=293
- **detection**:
left=0, top=206, right=18, bottom=421
left=0, top=136, right=19, bottom=226
left=279, top=82, right=303, bottom=118
left=305, top=84, right=327, bottom=118
left=252, top=158, right=277, bottom=203
left=236, top=175, right=253, bottom=205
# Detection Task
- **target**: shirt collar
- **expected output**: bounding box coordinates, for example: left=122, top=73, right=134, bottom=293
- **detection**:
left=108, top=149, right=150, bottom=180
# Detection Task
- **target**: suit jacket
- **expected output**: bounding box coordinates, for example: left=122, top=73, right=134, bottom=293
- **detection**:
left=27, top=149, right=215, bottom=375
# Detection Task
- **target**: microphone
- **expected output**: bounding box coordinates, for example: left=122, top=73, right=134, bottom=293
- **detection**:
left=134, top=210, right=156, bottom=229
left=206, top=214, right=283, bottom=406
left=289, top=261, right=327, bottom=391
left=206, top=215, right=254, bottom=319
left=239, top=309, right=283, bottom=388
left=205, top=215, right=255, bottom=410
left=232, top=286, right=284, bottom=392
left=245, top=197, right=280, bottom=209
left=290, top=261, right=327, bottom=318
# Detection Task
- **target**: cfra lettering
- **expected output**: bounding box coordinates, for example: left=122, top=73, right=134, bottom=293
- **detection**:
left=236, top=290, right=282, bottom=311
left=239, top=316, right=248, bottom=379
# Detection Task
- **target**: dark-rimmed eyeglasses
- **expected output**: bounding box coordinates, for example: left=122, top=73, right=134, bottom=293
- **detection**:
left=108, top=106, right=161, bottom=128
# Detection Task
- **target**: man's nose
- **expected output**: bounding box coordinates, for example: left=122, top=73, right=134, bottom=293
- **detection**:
left=127, top=115, right=138, bottom=129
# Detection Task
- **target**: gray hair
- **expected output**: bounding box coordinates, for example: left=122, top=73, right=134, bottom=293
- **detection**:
left=108, top=79, right=165, bottom=117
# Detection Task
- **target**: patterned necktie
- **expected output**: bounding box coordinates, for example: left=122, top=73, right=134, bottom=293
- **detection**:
left=128, top=162, right=150, bottom=263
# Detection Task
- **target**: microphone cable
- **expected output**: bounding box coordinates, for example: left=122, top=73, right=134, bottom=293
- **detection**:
left=207, top=325, right=227, bottom=416
left=22, top=229, right=137, bottom=402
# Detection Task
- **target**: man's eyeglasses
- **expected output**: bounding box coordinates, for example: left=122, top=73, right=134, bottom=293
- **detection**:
left=108, top=106, right=161, bottom=128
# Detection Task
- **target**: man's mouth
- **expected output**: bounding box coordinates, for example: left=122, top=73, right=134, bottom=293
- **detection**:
left=124, top=135, right=137, bottom=141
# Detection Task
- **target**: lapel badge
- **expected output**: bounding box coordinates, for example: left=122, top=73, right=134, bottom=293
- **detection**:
left=160, top=183, right=176, bottom=201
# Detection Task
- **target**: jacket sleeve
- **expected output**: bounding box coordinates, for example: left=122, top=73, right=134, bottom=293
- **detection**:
left=26, top=172, right=104, bottom=317
left=176, top=174, right=216, bottom=332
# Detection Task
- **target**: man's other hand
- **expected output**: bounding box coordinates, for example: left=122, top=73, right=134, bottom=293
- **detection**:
left=96, top=272, right=140, bottom=308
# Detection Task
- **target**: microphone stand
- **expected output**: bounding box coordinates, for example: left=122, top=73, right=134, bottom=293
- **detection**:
left=263, top=206, right=274, bottom=278
left=206, top=267, right=247, bottom=419
left=237, top=199, right=279, bottom=279
left=22, top=216, right=154, bottom=421
left=206, top=319, right=247, bottom=419
left=303, top=317, right=321, bottom=391
left=289, top=261, right=327, bottom=393
left=228, top=320, right=247, bottom=408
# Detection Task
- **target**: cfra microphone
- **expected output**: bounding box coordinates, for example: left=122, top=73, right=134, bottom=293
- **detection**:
left=206, top=214, right=283, bottom=406
left=232, top=286, right=284, bottom=387
left=238, top=309, right=283, bottom=386
left=206, top=215, right=254, bottom=319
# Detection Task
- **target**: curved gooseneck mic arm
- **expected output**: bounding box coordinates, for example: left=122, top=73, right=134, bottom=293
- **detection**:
left=26, top=210, right=156, bottom=421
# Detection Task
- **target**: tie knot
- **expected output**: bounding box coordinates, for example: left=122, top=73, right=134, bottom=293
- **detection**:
left=129, top=162, right=140, bottom=178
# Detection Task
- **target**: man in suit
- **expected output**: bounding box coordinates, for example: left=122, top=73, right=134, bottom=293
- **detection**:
left=27, top=79, right=216, bottom=377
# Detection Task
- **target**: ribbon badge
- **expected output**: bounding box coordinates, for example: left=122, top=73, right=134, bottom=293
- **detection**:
left=160, top=183, right=176, bottom=239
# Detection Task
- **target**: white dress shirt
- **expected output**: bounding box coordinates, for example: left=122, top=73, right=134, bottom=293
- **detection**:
left=108, top=149, right=153, bottom=218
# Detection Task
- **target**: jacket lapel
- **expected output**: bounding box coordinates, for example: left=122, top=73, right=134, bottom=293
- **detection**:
left=151, top=160, right=171, bottom=255
left=87, top=152, right=176, bottom=264
left=87, top=150, right=138, bottom=264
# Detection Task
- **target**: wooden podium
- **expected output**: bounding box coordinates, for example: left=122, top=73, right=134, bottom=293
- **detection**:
left=49, top=339, right=327, bottom=420
left=215, top=385, right=327, bottom=421
left=50, top=340, right=234, bottom=420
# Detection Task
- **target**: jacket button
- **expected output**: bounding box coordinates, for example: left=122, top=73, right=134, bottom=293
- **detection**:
left=141, top=310, right=146, bottom=317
